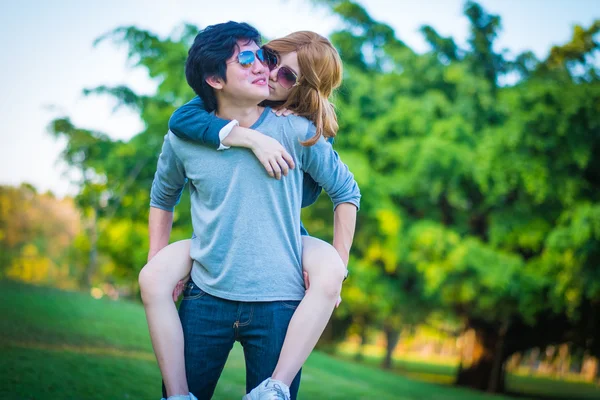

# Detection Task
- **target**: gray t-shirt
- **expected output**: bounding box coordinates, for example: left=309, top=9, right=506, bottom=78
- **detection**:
left=150, top=107, right=360, bottom=301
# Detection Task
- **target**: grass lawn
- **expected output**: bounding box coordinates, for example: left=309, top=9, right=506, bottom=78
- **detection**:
left=332, top=352, right=600, bottom=400
left=1, top=280, right=598, bottom=400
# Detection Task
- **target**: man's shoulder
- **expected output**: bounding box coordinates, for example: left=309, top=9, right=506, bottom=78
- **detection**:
left=167, top=130, right=206, bottom=149
left=165, top=130, right=214, bottom=163
left=265, top=114, right=316, bottom=142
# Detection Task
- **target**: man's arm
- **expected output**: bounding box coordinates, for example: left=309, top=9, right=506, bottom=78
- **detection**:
left=299, top=126, right=360, bottom=265
left=333, top=203, right=357, bottom=267
left=148, top=133, right=188, bottom=260
left=148, top=207, right=174, bottom=261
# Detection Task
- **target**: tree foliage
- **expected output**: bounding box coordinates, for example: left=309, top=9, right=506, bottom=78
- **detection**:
left=45, top=1, right=599, bottom=393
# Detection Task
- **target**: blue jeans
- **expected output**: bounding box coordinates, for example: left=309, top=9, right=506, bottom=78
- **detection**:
left=177, top=279, right=302, bottom=400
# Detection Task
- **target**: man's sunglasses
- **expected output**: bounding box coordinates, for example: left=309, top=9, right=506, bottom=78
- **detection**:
left=233, top=48, right=300, bottom=90
left=231, top=48, right=271, bottom=68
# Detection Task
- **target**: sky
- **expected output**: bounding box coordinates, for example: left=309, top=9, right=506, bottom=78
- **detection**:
left=0, top=0, right=597, bottom=197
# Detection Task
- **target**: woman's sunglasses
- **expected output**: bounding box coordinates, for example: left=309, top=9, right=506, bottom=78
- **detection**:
left=233, top=48, right=300, bottom=90
left=263, top=47, right=299, bottom=89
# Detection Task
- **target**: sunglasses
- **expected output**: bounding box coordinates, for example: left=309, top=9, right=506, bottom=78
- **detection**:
left=261, top=47, right=300, bottom=89
left=231, top=47, right=300, bottom=90
left=229, top=48, right=271, bottom=68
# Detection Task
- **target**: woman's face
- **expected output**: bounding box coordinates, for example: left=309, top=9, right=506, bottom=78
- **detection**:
left=267, top=51, right=300, bottom=102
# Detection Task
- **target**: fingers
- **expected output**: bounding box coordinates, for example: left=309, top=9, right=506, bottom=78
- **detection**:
left=282, top=151, right=295, bottom=170
left=303, top=271, right=310, bottom=289
left=261, top=160, right=275, bottom=177
left=277, top=156, right=289, bottom=176
left=256, top=142, right=294, bottom=179
left=272, top=108, right=294, bottom=117
left=172, top=281, right=182, bottom=302
left=172, top=275, right=192, bottom=302
left=269, top=159, right=282, bottom=180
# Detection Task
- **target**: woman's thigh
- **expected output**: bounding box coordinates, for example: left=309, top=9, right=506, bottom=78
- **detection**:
left=301, top=236, right=346, bottom=278
left=142, top=239, right=193, bottom=288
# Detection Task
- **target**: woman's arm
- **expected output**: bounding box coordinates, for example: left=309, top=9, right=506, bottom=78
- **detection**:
left=169, top=96, right=230, bottom=149
left=169, top=97, right=295, bottom=178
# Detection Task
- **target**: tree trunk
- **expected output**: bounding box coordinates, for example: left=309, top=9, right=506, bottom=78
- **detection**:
left=316, top=315, right=352, bottom=353
left=381, top=325, right=401, bottom=369
left=355, top=323, right=368, bottom=361
left=85, top=208, right=98, bottom=288
left=488, top=322, right=509, bottom=392
left=528, top=347, right=540, bottom=375
left=456, top=324, right=507, bottom=393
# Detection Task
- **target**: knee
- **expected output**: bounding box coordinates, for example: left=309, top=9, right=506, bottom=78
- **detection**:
left=138, top=265, right=166, bottom=305
left=305, top=248, right=346, bottom=301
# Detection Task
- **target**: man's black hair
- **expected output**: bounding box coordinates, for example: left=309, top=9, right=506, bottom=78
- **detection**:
left=185, top=21, right=262, bottom=112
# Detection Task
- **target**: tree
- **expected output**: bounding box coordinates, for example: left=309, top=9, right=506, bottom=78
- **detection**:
left=47, top=2, right=600, bottom=394
left=48, top=25, right=198, bottom=289
left=312, top=0, right=600, bottom=393
left=0, top=184, right=81, bottom=287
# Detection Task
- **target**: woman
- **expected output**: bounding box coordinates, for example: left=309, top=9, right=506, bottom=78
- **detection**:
left=139, top=31, right=353, bottom=400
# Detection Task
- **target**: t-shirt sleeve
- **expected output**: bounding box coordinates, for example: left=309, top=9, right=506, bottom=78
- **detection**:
left=299, top=125, right=360, bottom=210
left=168, top=96, right=231, bottom=149
left=150, top=133, right=188, bottom=212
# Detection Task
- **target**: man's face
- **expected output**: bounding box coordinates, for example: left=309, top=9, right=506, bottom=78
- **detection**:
left=220, top=40, right=270, bottom=103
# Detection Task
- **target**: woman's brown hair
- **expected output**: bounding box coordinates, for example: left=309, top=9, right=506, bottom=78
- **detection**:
left=265, top=31, right=343, bottom=146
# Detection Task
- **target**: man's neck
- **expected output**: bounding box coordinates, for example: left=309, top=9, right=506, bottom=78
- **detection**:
left=216, top=100, right=264, bottom=128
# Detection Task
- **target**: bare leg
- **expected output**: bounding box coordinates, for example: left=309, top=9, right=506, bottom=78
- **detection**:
left=271, top=236, right=346, bottom=386
left=139, top=239, right=193, bottom=398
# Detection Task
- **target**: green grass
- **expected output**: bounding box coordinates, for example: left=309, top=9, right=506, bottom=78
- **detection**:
left=333, top=352, right=600, bottom=400
left=1, top=280, right=598, bottom=400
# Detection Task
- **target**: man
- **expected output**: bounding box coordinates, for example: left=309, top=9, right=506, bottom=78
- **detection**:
left=149, top=21, right=360, bottom=400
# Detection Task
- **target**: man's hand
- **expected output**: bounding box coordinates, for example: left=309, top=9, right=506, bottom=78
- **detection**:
left=250, top=134, right=296, bottom=180
left=172, top=274, right=191, bottom=302
left=303, top=271, right=342, bottom=308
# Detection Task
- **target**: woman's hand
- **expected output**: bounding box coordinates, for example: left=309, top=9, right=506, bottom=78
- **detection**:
left=272, top=108, right=297, bottom=117
left=249, top=133, right=296, bottom=180
left=223, top=126, right=295, bottom=179
left=172, top=274, right=190, bottom=301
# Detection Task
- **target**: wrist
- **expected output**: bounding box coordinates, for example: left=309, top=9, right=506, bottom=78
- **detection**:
left=218, top=120, right=239, bottom=150
left=246, top=130, right=269, bottom=152
left=147, top=244, right=166, bottom=261
left=147, top=250, right=158, bottom=262
left=333, top=244, right=349, bottom=266
left=223, top=126, right=254, bottom=149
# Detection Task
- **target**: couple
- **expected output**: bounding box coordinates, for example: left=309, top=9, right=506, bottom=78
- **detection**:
left=141, top=21, right=360, bottom=400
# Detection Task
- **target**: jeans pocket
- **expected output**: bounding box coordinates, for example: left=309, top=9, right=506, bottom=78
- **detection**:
left=281, top=300, right=301, bottom=310
left=183, top=281, right=206, bottom=300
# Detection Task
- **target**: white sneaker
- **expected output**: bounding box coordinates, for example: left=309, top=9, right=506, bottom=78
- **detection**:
left=162, top=393, right=198, bottom=400
left=242, top=378, right=291, bottom=400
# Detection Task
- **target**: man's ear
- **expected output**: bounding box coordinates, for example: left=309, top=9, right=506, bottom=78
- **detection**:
left=205, top=75, right=224, bottom=90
